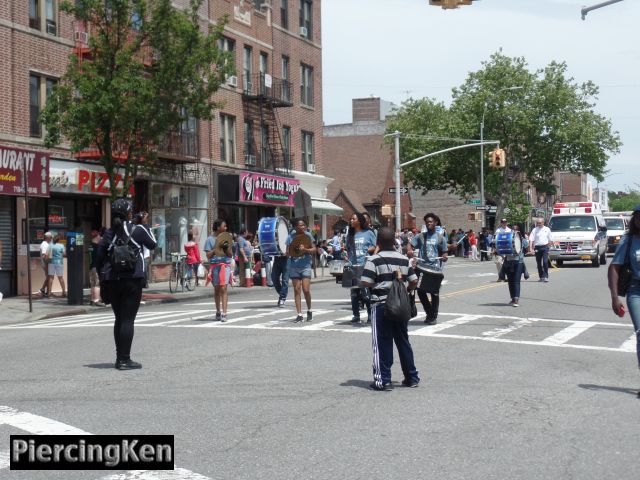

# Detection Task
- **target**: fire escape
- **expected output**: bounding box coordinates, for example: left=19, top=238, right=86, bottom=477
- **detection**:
left=242, top=73, right=292, bottom=175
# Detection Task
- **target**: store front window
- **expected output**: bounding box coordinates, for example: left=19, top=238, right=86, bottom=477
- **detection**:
left=150, top=183, right=208, bottom=263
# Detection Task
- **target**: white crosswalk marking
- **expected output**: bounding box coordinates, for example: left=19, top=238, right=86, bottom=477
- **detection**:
left=619, top=333, right=637, bottom=352
left=540, top=322, right=597, bottom=346
left=0, top=449, right=9, bottom=470
left=98, top=468, right=211, bottom=480
left=412, top=315, right=480, bottom=336
left=481, top=319, right=533, bottom=338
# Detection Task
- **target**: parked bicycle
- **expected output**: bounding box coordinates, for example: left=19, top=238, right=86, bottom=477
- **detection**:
left=169, top=253, right=195, bottom=293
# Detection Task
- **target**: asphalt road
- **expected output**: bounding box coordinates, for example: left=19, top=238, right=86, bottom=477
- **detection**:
left=1, top=257, right=639, bottom=479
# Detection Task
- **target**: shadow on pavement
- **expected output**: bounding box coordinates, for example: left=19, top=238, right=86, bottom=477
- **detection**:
left=578, top=384, right=639, bottom=397
left=83, top=363, right=116, bottom=369
left=340, top=379, right=373, bottom=390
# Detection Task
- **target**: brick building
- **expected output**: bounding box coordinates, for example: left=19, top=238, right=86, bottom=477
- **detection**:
left=0, top=0, right=337, bottom=296
left=323, top=98, right=414, bottom=237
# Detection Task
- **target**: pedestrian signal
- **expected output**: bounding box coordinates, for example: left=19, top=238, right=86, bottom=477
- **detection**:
left=490, top=148, right=506, bottom=168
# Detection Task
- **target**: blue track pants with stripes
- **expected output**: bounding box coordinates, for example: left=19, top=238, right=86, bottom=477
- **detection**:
left=370, top=303, right=420, bottom=387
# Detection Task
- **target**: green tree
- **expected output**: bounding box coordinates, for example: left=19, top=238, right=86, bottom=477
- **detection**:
left=609, top=189, right=640, bottom=212
left=42, top=0, right=234, bottom=199
left=387, top=51, right=622, bottom=222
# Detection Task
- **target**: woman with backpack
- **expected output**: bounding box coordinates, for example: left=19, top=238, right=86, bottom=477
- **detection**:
left=96, top=198, right=157, bottom=370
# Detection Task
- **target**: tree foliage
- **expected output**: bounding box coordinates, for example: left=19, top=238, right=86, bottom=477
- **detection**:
left=609, top=190, right=640, bottom=212
left=42, top=0, right=234, bottom=199
left=386, top=51, right=622, bottom=223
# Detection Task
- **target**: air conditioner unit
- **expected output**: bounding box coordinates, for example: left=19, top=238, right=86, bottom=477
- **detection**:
left=46, top=21, right=57, bottom=36
left=307, top=163, right=316, bottom=173
left=74, top=31, right=89, bottom=44
left=299, top=26, right=308, bottom=37
left=227, top=75, right=238, bottom=87
left=245, top=154, right=257, bottom=166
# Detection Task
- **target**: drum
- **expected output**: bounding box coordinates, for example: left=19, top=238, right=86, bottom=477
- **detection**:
left=258, top=217, right=290, bottom=256
left=416, top=264, right=444, bottom=294
left=495, top=231, right=522, bottom=256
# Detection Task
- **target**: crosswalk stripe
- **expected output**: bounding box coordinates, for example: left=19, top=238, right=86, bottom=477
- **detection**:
left=480, top=319, right=533, bottom=338
left=540, top=322, right=597, bottom=346
left=619, top=333, right=637, bottom=352
left=97, top=467, right=211, bottom=480
left=186, top=308, right=279, bottom=327
left=412, top=315, right=480, bottom=336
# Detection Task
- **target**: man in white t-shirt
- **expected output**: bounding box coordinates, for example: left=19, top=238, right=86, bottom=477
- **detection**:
left=39, top=231, right=52, bottom=297
left=529, top=218, right=552, bottom=282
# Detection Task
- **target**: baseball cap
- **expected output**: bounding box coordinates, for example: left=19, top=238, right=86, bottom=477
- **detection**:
left=44, top=231, right=52, bottom=238
left=500, top=218, right=508, bottom=223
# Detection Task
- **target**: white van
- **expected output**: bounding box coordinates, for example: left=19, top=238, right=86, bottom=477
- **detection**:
left=548, top=202, right=608, bottom=268
left=603, top=212, right=630, bottom=253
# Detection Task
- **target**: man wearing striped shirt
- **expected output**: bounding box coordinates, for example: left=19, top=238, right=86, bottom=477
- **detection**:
left=361, top=227, right=420, bottom=391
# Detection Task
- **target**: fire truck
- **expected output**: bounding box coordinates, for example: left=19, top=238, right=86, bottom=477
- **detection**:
left=548, top=202, right=608, bottom=267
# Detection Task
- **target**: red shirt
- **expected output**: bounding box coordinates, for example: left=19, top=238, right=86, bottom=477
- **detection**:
left=469, top=234, right=477, bottom=246
left=184, top=241, right=201, bottom=264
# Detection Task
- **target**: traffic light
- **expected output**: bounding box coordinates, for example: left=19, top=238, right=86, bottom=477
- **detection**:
left=490, top=148, right=506, bottom=168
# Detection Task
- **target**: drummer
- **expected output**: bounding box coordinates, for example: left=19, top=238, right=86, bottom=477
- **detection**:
left=494, top=218, right=511, bottom=282
left=286, top=218, right=316, bottom=323
left=204, top=219, right=233, bottom=322
left=407, top=213, right=448, bottom=325
left=503, top=227, right=529, bottom=307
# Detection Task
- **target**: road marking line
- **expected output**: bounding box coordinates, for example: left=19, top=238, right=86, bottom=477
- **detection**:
left=619, top=333, right=637, bottom=352
left=143, top=311, right=243, bottom=327
left=0, top=449, right=9, bottom=470
left=540, top=322, right=597, bottom=346
left=481, top=319, right=533, bottom=338
left=185, top=308, right=281, bottom=327
left=412, top=315, right=480, bottom=335
left=97, top=468, right=212, bottom=480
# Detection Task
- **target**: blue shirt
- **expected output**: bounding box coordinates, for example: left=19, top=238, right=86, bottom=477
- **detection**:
left=286, top=231, right=315, bottom=268
left=204, top=235, right=232, bottom=264
left=348, top=229, right=377, bottom=266
left=49, top=243, right=65, bottom=265
left=612, top=234, right=640, bottom=280
left=411, top=230, right=448, bottom=271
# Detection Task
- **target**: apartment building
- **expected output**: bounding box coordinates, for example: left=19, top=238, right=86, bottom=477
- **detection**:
left=0, top=0, right=336, bottom=296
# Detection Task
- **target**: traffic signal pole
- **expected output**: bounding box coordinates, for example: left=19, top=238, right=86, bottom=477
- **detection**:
left=581, top=0, right=624, bottom=20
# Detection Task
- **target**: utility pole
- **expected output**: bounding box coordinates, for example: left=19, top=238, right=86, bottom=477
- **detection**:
left=394, top=131, right=401, bottom=232
left=581, top=0, right=624, bottom=20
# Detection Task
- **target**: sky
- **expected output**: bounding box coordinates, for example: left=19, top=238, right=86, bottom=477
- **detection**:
left=321, top=0, right=639, bottom=194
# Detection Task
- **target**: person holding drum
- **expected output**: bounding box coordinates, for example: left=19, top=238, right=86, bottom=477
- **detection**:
left=286, top=218, right=316, bottom=323
left=494, top=218, right=511, bottom=282
left=407, top=213, right=448, bottom=325
left=345, top=213, right=377, bottom=323
left=204, top=220, right=234, bottom=322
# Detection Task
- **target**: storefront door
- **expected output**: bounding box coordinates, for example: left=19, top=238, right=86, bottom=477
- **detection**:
left=0, top=196, right=16, bottom=297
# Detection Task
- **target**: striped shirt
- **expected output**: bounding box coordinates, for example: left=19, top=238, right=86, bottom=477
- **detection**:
left=361, top=250, right=417, bottom=303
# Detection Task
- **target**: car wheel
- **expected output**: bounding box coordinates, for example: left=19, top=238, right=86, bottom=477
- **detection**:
left=555, top=260, right=563, bottom=267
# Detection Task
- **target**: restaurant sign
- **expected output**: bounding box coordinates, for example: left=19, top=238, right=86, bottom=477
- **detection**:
left=49, top=159, right=134, bottom=196
left=0, top=146, right=49, bottom=197
left=239, top=171, right=300, bottom=206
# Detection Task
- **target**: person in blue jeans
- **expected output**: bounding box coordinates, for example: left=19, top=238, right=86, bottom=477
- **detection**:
left=345, top=212, right=377, bottom=323
left=608, top=205, right=640, bottom=398
left=286, top=219, right=316, bottom=323
left=271, top=254, right=290, bottom=307
left=503, top=231, right=529, bottom=307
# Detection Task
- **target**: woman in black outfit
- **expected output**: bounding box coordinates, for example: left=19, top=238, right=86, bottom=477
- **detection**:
left=96, top=198, right=157, bottom=370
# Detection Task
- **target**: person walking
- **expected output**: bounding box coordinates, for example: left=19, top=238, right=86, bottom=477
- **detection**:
left=469, top=230, right=479, bottom=261
left=512, top=225, right=530, bottom=280
left=608, top=205, right=640, bottom=397
left=494, top=218, right=511, bottom=282
left=503, top=230, right=529, bottom=307
left=39, top=231, right=52, bottom=297
left=184, top=232, right=202, bottom=287
left=407, top=213, right=448, bottom=325
left=47, top=233, right=67, bottom=298
left=529, top=217, right=551, bottom=282
left=89, top=230, right=105, bottom=306
left=96, top=198, right=157, bottom=370
left=361, top=227, right=419, bottom=391
left=479, top=228, right=489, bottom=261
left=204, top=220, right=233, bottom=322
left=286, top=218, right=315, bottom=323
left=271, top=254, right=290, bottom=307
left=345, top=213, right=377, bottom=323
left=237, top=229, right=252, bottom=287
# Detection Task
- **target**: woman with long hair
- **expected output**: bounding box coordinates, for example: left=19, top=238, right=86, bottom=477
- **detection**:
left=345, top=212, right=377, bottom=323
left=96, top=198, right=157, bottom=370
left=204, top=219, right=233, bottom=322
left=608, top=205, right=640, bottom=397
left=286, top=218, right=316, bottom=322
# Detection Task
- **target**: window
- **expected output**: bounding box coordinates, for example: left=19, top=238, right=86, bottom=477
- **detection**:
left=29, top=0, right=57, bottom=35
left=300, top=63, right=313, bottom=107
left=301, top=131, right=314, bottom=172
left=282, top=126, right=291, bottom=167
left=243, top=45, right=253, bottom=93
left=261, top=124, right=270, bottom=167
left=280, top=0, right=289, bottom=29
left=244, top=120, right=255, bottom=164
left=259, top=52, right=269, bottom=95
left=281, top=56, right=290, bottom=102
left=219, top=114, right=236, bottom=164
left=299, top=0, right=312, bottom=39
left=218, top=36, right=235, bottom=53
left=30, top=74, right=56, bottom=138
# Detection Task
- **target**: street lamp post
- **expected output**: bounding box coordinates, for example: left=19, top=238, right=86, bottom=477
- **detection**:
left=479, top=85, right=523, bottom=228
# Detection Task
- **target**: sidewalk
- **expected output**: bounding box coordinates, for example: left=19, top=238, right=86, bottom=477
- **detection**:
left=0, top=271, right=336, bottom=325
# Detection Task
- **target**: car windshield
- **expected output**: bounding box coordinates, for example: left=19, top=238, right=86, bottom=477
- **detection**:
left=549, top=215, right=596, bottom=232
left=605, top=218, right=625, bottom=230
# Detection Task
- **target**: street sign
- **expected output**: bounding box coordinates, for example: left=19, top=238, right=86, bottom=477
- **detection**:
left=467, top=199, right=481, bottom=205
left=388, top=187, right=408, bottom=194
left=475, top=205, right=488, bottom=211
left=487, top=206, right=497, bottom=213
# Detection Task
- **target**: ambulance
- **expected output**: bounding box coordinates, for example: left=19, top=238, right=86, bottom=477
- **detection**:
left=548, top=202, right=608, bottom=267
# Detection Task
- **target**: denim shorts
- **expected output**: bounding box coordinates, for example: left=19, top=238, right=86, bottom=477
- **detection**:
left=289, top=264, right=312, bottom=279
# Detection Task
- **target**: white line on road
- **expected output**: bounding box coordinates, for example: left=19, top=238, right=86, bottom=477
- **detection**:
left=619, top=333, right=637, bottom=352
left=481, top=319, right=533, bottom=338
left=412, top=315, right=480, bottom=336
left=0, top=449, right=9, bottom=470
left=97, top=468, right=212, bottom=480
left=540, top=322, right=597, bottom=346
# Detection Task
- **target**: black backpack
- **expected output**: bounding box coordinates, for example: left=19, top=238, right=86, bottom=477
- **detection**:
left=109, top=225, right=139, bottom=274
left=380, top=256, right=412, bottom=323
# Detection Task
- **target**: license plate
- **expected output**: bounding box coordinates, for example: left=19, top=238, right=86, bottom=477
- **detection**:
left=581, top=255, right=591, bottom=260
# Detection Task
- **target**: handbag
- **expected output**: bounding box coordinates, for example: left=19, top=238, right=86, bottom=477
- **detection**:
left=617, top=234, right=633, bottom=297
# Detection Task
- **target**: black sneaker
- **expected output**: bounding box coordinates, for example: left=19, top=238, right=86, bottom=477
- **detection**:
left=215, top=312, right=222, bottom=321
left=294, top=315, right=303, bottom=323
left=350, top=316, right=361, bottom=324
left=424, top=318, right=437, bottom=326
left=369, top=381, right=393, bottom=391
left=306, top=311, right=312, bottom=322
left=401, top=378, right=419, bottom=388
left=39, top=288, right=47, bottom=296
left=115, top=359, right=142, bottom=370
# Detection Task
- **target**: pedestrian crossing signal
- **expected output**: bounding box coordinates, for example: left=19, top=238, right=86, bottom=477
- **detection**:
left=490, top=148, right=506, bottom=168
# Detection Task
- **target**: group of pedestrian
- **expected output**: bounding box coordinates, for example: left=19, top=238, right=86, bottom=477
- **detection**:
left=38, top=231, right=67, bottom=299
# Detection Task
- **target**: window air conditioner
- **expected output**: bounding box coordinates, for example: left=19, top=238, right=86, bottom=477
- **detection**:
left=74, top=31, right=89, bottom=44
left=299, top=26, right=308, bottom=37
left=307, top=163, right=316, bottom=173
left=245, top=154, right=257, bottom=166
left=46, top=21, right=57, bottom=36
left=227, top=75, right=238, bottom=87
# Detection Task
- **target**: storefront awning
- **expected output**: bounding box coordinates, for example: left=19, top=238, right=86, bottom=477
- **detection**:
left=311, top=197, right=343, bottom=215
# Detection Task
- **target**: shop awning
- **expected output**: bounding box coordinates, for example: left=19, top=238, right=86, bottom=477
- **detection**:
left=311, top=197, right=343, bottom=215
